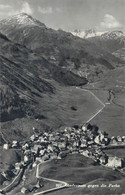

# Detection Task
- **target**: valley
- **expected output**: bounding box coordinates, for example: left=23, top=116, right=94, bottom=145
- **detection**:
left=0, top=12, right=125, bottom=195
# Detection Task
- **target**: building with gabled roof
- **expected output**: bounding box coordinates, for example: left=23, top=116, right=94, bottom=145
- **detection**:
left=106, top=156, right=124, bottom=168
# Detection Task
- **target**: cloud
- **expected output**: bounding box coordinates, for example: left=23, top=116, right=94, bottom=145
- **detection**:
left=38, top=6, right=53, bottom=14
left=38, top=6, right=62, bottom=14
left=0, top=2, right=33, bottom=19
left=0, top=4, right=11, bottom=9
left=0, top=4, right=13, bottom=18
left=21, top=2, right=33, bottom=15
left=55, top=8, right=62, bottom=13
left=100, top=14, right=121, bottom=29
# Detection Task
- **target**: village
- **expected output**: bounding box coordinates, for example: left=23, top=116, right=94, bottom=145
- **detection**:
left=1, top=123, right=125, bottom=194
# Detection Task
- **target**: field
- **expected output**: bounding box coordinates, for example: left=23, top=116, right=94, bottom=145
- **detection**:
left=38, top=154, right=125, bottom=195
left=38, top=83, right=103, bottom=127
left=91, top=103, right=124, bottom=136
left=84, top=67, right=125, bottom=136
left=1, top=83, right=103, bottom=142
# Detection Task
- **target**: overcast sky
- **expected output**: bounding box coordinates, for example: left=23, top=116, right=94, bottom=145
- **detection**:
left=0, top=0, right=125, bottom=31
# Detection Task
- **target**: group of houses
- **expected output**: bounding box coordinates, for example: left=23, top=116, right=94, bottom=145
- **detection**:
left=2, top=123, right=125, bottom=193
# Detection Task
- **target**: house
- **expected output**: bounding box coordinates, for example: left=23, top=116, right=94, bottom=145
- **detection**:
left=22, top=143, right=29, bottom=150
left=32, top=162, right=37, bottom=167
left=2, top=171, right=7, bottom=178
left=100, top=134, right=105, bottom=142
left=35, top=157, right=43, bottom=162
left=39, top=149, right=45, bottom=157
left=22, top=175, right=26, bottom=181
left=88, top=140, right=94, bottom=145
left=80, top=142, right=87, bottom=148
left=67, top=145, right=73, bottom=152
left=122, top=136, right=125, bottom=142
left=24, top=155, right=29, bottom=164
left=103, top=137, right=109, bottom=145
left=110, top=137, right=117, bottom=145
left=21, top=187, right=29, bottom=194
left=31, top=145, right=41, bottom=154
left=13, top=169, right=19, bottom=175
left=34, top=182, right=41, bottom=189
left=30, top=134, right=38, bottom=142
left=58, top=142, right=66, bottom=151
left=41, top=154, right=50, bottom=162
left=50, top=136, right=56, bottom=142
left=15, top=162, right=23, bottom=170
left=49, top=153, right=57, bottom=160
left=12, top=140, right=18, bottom=148
left=47, top=145, right=53, bottom=152
left=81, top=150, right=89, bottom=157
left=81, top=123, right=92, bottom=131
left=38, top=136, right=44, bottom=142
left=73, top=141, right=79, bottom=148
left=64, top=127, right=72, bottom=133
left=94, top=135, right=100, bottom=144
left=3, top=144, right=9, bottom=150
left=43, top=132, right=49, bottom=137
left=106, top=156, right=123, bottom=168
left=99, top=156, right=107, bottom=165
left=117, top=136, right=122, bottom=142
left=24, top=150, right=31, bottom=156
left=65, top=133, right=70, bottom=139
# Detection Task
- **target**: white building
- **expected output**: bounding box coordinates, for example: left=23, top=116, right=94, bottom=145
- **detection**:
left=3, top=144, right=9, bottom=150
left=24, top=155, right=29, bottom=163
left=106, top=156, right=123, bottom=168
left=12, top=140, right=18, bottom=148
left=94, top=135, right=100, bottom=144
left=21, top=187, right=29, bottom=194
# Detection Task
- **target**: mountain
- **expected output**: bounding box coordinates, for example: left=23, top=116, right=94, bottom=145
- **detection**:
left=0, top=12, right=46, bottom=28
left=87, top=31, right=125, bottom=53
left=71, top=29, right=125, bottom=53
left=71, top=29, right=107, bottom=38
left=0, top=13, right=123, bottom=73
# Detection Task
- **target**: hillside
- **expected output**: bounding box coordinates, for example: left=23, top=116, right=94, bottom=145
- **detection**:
left=0, top=31, right=87, bottom=124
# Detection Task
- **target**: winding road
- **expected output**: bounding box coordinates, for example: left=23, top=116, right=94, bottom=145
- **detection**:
left=76, top=87, right=105, bottom=123
left=34, top=161, right=68, bottom=195
left=0, top=169, right=24, bottom=194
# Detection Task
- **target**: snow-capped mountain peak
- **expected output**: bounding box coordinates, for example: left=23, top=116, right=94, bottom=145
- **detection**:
left=70, top=29, right=107, bottom=38
left=101, top=31, right=125, bottom=40
left=0, top=13, right=46, bottom=28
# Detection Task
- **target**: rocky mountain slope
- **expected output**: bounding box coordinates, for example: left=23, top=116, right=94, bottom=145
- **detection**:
left=0, top=31, right=87, bottom=123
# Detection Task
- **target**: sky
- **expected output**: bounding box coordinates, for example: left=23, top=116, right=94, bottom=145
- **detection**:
left=0, top=0, right=125, bottom=32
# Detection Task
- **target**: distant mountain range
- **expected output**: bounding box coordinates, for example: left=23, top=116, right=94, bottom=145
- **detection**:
left=0, top=13, right=124, bottom=141
left=71, top=29, right=106, bottom=38
left=71, top=28, right=125, bottom=40
left=71, top=29, right=125, bottom=53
